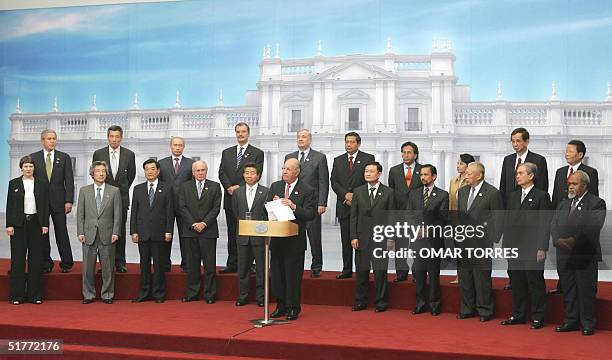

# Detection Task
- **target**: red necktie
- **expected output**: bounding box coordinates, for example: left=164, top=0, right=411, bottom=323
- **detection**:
left=348, top=155, right=354, bottom=170
left=405, top=166, right=412, bottom=188
left=515, top=157, right=522, bottom=172
left=174, top=158, right=180, bottom=175
left=284, top=183, right=291, bottom=198
left=567, top=167, right=574, bottom=181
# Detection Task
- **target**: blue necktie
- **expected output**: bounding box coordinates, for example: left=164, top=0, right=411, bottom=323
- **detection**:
left=236, top=147, right=244, bottom=169
left=148, top=183, right=155, bottom=206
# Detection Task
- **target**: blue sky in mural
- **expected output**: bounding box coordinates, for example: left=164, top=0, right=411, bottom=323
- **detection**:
left=1, top=0, right=612, bottom=205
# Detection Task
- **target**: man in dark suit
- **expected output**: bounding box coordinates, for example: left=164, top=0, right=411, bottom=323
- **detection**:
left=179, top=161, right=222, bottom=303
left=551, top=171, right=606, bottom=336
left=218, top=122, right=264, bottom=273
left=549, top=139, right=599, bottom=295
left=406, top=164, right=449, bottom=316
left=500, top=162, right=551, bottom=330
left=268, top=158, right=316, bottom=321
left=31, top=129, right=74, bottom=273
left=159, top=136, right=194, bottom=272
left=232, top=163, right=269, bottom=307
left=388, top=141, right=423, bottom=282
left=350, top=161, right=395, bottom=313
left=456, top=162, right=504, bottom=322
left=92, top=125, right=136, bottom=273
left=130, top=159, right=174, bottom=303
left=331, top=132, right=375, bottom=279
left=285, top=129, right=329, bottom=278
left=499, top=127, right=548, bottom=290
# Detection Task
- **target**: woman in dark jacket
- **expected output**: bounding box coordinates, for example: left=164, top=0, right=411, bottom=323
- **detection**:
left=5, top=155, right=49, bottom=304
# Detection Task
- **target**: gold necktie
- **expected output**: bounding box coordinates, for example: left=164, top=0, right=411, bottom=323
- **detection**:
left=45, top=153, right=52, bottom=179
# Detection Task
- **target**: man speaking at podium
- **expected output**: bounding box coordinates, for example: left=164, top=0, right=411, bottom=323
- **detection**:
left=268, top=158, right=316, bottom=321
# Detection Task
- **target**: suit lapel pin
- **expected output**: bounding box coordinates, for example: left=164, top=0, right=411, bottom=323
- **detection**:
left=294, top=191, right=299, bottom=195
left=432, top=192, right=437, bottom=197
left=377, top=192, right=382, bottom=196
left=478, top=193, right=483, bottom=197
left=415, top=171, right=420, bottom=175
left=305, top=158, right=310, bottom=162
left=528, top=198, right=532, bottom=202
left=158, top=189, right=162, bottom=193
left=14, top=188, right=18, bottom=192
left=357, top=160, right=361, bottom=164
left=245, top=153, right=250, bottom=158
left=577, top=206, right=582, bottom=211
left=205, top=187, right=209, bottom=190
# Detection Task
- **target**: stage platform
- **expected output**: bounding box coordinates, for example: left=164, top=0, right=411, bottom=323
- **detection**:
left=1, top=259, right=611, bottom=359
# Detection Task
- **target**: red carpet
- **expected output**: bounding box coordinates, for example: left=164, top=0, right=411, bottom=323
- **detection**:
left=1, top=259, right=612, bottom=359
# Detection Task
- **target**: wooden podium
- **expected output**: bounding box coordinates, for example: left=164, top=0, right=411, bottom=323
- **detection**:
left=238, top=220, right=298, bottom=327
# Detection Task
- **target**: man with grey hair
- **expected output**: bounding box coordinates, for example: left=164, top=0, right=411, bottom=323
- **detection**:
left=501, top=162, right=551, bottom=330
left=159, top=136, right=194, bottom=272
left=30, top=129, right=75, bottom=273
left=178, top=161, right=222, bottom=303
left=551, top=170, right=606, bottom=336
left=456, top=162, right=503, bottom=322
left=77, top=161, right=122, bottom=304
left=285, top=129, right=329, bottom=277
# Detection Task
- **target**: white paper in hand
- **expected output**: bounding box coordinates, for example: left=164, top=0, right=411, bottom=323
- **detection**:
left=265, top=199, right=295, bottom=221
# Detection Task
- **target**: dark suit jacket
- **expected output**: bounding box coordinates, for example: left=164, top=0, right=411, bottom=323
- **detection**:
left=6, top=177, right=50, bottom=228
left=349, top=183, right=395, bottom=249
left=178, top=179, right=222, bottom=238
left=503, top=187, right=552, bottom=262
left=285, top=149, right=329, bottom=206
left=31, top=149, right=74, bottom=212
left=458, top=181, right=504, bottom=248
left=551, top=192, right=606, bottom=268
left=331, top=151, right=375, bottom=219
left=92, top=146, right=136, bottom=207
left=388, top=162, right=424, bottom=210
left=499, top=150, right=548, bottom=208
left=551, top=164, right=599, bottom=209
left=406, top=186, right=449, bottom=250
left=158, top=155, right=194, bottom=207
left=232, top=184, right=269, bottom=246
left=129, top=181, right=174, bottom=242
left=218, top=144, right=264, bottom=208
left=267, top=179, right=316, bottom=253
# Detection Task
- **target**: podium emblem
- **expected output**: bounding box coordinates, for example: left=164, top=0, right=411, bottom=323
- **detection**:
left=255, top=223, right=269, bottom=234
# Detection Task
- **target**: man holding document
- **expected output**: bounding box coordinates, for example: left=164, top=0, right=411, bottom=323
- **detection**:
left=267, top=158, right=316, bottom=321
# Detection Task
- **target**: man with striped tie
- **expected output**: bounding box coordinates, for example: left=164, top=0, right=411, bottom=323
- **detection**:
left=218, top=122, right=264, bottom=273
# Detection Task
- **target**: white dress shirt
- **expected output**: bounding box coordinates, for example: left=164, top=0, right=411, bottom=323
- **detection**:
left=23, top=179, right=37, bottom=214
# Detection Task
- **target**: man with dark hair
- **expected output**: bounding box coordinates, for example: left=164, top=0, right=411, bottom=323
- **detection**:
left=331, top=132, right=375, bottom=279
left=549, top=140, right=599, bottom=295
left=92, top=125, right=136, bottom=273
left=551, top=171, right=606, bottom=336
left=218, top=122, right=264, bottom=273
left=31, top=129, right=74, bottom=273
left=159, top=136, right=194, bottom=272
left=388, top=141, right=423, bottom=282
left=232, top=162, right=269, bottom=307
left=499, top=127, right=548, bottom=290
left=130, top=159, right=174, bottom=303
left=285, top=129, right=329, bottom=277
left=351, top=161, right=395, bottom=312
left=406, top=164, right=448, bottom=316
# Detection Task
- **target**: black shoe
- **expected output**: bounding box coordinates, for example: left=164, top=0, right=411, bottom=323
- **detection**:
left=219, top=267, right=237, bottom=274
left=82, top=299, right=94, bottom=304
left=60, top=267, right=71, bottom=273
left=394, top=276, right=407, bottom=283
left=181, top=297, right=198, bottom=303
left=205, top=299, right=215, bottom=304
left=375, top=306, right=387, bottom=313
left=103, top=299, right=114, bottom=304
left=530, top=320, right=544, bottom=329
left=555, top=323, right=579, bottom=332
left=180, top=265, right=188, bottom=273
left=11, top=300, right=23, bottom=305
left=501, top=317, right=526, bottom=325
left=503, top=284, right=512, bottom=290
left=155, top=299, right=165, bottom=303
left=582, top=328, right=594, bottom=336
left=33, top=299, right=43, bottom=304
left=352, top=303, right=367, bottom=311
left=548, top=288, right=563, bottom=295
left=271, top=307, right=287, bottom=318
left=250, top=265, right=256, bottom=274
left=43, top=267, right=53, bottom=274
left=456, top=312, right=476, bottom=319
left=412, top=307, right=427, bottom=315
left=257, top=302, right=264, bottom=307
left=480, top=315, right=492, bottom=322
left=235, top=299, right=249, bottom=306
left=336, top=273, right=352, bottom=279
left=286, top=309, right=299, bottom=321
left=310, top=270, right=321, bottom=278
left=431, top=309, right=440, bottom=316
left=116, top=266, right=127, bottom=273
left=132, top=296, right=152, bottom=303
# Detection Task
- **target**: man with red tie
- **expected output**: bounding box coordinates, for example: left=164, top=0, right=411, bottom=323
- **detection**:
left=331, top=132, right=375, bottom=279
left=387, top=141, right=423, bottom=282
